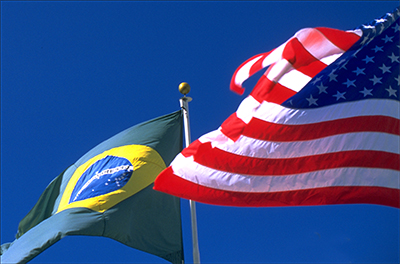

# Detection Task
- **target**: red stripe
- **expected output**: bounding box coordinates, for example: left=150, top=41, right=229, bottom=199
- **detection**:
left=229, top=27, right=359, bottom=96
left=296, top=59, right=327, bottom=77
left=248, top=53, right=270, bottom=76
left=282, top=38, right=320, bottom=68
left=250, top=74, right=274, bottom=103
left=154, top=168, right=400, bottom=208
left=316, top=27, right=361, bottom=51
left=220, top=113, right=247, bottom=142
left=181, top=139, right=202, bottom=158
left=250, top=77, right=297, bottom=104
left=193, top=142, right=399, bottom=175
left=243, top=116, right=400, bottom=142
left=230, top=51, right=273, bottom=95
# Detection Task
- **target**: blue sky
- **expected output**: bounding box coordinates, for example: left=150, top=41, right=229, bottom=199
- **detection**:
left=1, top=1, right=399, bottom=263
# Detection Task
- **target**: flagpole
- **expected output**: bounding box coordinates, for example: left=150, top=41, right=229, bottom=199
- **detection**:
left=179, top=82, right=201, bottom=264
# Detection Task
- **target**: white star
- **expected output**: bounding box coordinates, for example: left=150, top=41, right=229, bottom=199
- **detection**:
left=362, top=55, right=375, bottom=64
left=311, top=76, right=322, bottom=85
left=378, top=23, right=385, bottom=34
left=395, top=76, right=400, bottom=86
left=379, top=64, right=391, bottom=74
left=386, top=86, right=398, bottom=97
left=369, top=75, right=382, bottom=85
left=333, top=91, right=346, bottom=101
left=306, top=94, right=318, bottom=106
left=316, top=83, right=328, bottom=94
left=372, top=45, right=383, bottom=52
left=359, top=87, right=373, bottom=97
left=382, top=35, right=394, bottom=43
left=388, top=53, right=399, bottom=63
left=328, top=70, right=338, bottom=82
left=352, top=47, right=363, bottom=58
left=392, top=23, right=400, bottom=33
left=343, top=79, right=356, bottom=88
left=353, top=67, right=366, bottom=76
left=339, top=61, right=349, bottom=70
left=336, top=58, right=347, bottom=65
left=360, top=36, right=370, bottom=45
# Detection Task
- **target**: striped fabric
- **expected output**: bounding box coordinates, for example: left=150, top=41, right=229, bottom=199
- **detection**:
left=154, top=8, right=400, bottom=208
left=230, top=27, right=361, bottom=97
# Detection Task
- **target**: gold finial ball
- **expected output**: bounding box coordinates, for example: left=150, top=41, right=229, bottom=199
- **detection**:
left=179, top=82, right=191, bottom=95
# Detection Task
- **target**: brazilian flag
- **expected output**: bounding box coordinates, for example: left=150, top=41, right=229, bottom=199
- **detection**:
left=1, top=111, right=184, bottom=264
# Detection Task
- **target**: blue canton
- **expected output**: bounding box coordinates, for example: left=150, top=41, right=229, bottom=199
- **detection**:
left=283, top=7, right=400, bottom=109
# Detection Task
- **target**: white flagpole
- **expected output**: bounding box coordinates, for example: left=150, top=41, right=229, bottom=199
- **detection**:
left=178, top=82, right=201, bottom=264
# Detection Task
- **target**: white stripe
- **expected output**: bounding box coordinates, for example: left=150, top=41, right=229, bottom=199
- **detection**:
left=265, top=59, right=293, bottom=82
left=199, top=131, right=400, bottom=159
left=261, top=43, right=285, bottom=68
left=320, top=53, right=342, bottom=65
left=235, top=95, right=261, bottom=124
left=171, top=155, right=399, bottom=192
left=277, top=69, right=312, bottom=92
left=234, top=98, right=399, bottom=125
left=347, top=29, right=363, bottom=37
left=234, top=55, right=263, bottom=87
left=295, top=28, right=345, bottom=60
left=232, top=27, right=361, bottom=94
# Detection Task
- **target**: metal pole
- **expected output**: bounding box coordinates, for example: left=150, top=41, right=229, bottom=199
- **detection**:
left=178, top=82, right=200, bottom=264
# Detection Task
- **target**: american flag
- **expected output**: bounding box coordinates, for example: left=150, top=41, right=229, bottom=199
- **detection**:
left=154, top=8, right=400, bottom=208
